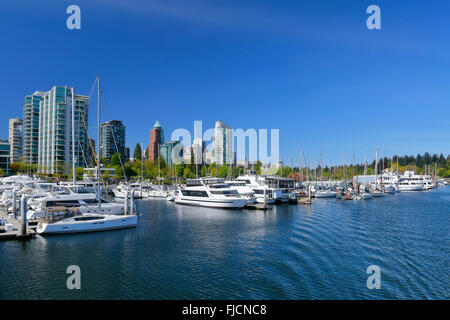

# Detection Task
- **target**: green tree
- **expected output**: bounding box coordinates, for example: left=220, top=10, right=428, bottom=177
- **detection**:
left=0, top=168, right=6, bottom=177
left=175, top=163, right=185, bottom=178
left=183, top=167, right=194, bottom=179
left=10, top=162, right=20, bottom=174
left=133, top=143, right=142, bottom=160
left=110, top=152, right=120, bottom=166
left=219, top=165, right=229, bottom=178
left=68, top=167, right=84, bottom=180
left=254, top=160, right=262, bottom=175
left=208, top=162, right=218, bottom=177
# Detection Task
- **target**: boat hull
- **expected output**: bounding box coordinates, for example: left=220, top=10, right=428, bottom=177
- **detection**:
left=175, top=197, right=247, bottom=208
left=315, top=192, right=337, bottom=198
left=37, top=215, right=137, bottom=234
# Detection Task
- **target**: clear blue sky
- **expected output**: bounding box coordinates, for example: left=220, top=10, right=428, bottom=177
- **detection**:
left=1, top=0, right=449, bottom=166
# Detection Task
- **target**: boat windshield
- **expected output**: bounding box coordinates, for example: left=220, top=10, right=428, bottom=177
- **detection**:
left=210, top=190, right=239, bottom=196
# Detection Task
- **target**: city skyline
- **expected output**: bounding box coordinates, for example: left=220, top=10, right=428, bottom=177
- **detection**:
left=1, top=0, right=449, bottom=166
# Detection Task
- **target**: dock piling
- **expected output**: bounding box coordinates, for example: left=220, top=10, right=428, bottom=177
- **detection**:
left=130, top=191, right=134, bottom=216
left=19, top=195, right=27, bottom=236
left=12, top=189, right=17, bottom=218
left=263, top=187, right=267, bottom=209
left=124, top=191, right=129, bottom=216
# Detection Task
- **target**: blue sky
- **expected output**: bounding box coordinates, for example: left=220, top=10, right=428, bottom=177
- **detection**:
left=1, top=0, right=449, bottom=166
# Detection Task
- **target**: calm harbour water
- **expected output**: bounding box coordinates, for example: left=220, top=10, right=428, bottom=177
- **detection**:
left=0, top=187, right=448, bottom=300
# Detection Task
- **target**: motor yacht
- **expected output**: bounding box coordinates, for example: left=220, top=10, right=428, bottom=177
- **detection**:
left=175, top=178, right=247, bottom=208
left=225, top=180, right=256, bottom=204
left=235, top=171, right=281, bottom=204
left=397, top=171, right=425, bottom=191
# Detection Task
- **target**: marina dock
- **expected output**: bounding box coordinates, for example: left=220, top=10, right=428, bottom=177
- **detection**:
left=0, top=209, right=36, bottom=241
left=244, top=203, right=272, bottom=210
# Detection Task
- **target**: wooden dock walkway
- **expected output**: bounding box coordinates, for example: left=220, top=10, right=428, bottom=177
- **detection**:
left=0, top=209, right=36, bottom=241
left=244, top=203, right=272, bottom=210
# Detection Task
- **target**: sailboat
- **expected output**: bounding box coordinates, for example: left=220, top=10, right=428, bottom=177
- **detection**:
left=372, top=148, right=385, bottom=197
left=360, top=154, right=372, bottom=200
left=37, top=76, right=138, bottom=235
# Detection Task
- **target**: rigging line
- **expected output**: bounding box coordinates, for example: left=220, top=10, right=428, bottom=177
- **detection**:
left=79, top=108, right=109, bottom=198
left=87, top=77, right=98, bottom=101
left=78, top=139, right=98, bottom=197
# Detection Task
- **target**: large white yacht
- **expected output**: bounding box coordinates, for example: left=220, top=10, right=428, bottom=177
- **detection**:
left=397, top=171, right=425, bottom=191
left=175, top=178, right=248, bottom=208
left=235, top=171, right=281, bottom=204
left=225, top=180, right=256, bottom=203
left=421, top=175, right=436, bottom=190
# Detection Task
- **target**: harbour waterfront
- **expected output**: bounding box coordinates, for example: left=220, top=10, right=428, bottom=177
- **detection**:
left=0, top=187, right=448, bottom=300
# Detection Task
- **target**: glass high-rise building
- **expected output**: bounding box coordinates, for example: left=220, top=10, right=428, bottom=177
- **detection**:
left=8, top=118, right=23, bottom=163
left=0, top=140, right=10, bottom=175
left=100, top=120, right=126, bottom=163
left=38, top=86, right=89, bottom=174
left=160, top=140, right=182, bottom=167
left=212, top=121, right=233, bottom=165
left=23, top=91, right=45, bottom=165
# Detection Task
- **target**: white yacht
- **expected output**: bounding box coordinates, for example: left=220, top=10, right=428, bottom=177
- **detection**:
left=250, top=187, right=276, bottom=204
left=113, top=183, right=130, bottom=198
left=27, top=191, right=125, bottom=220
left=380, top=170, right=400, bottom=191
left=175, top=178, right=247, bottom=208
left=314, top=189, right=337, bottom=198
left=397, top=171, right=424, bottom=191
left=235, top=171, right=281, bottom=204
left=36, top=208, right=137, bottom=234
left=421, top=175, right=435, bottom=190
left=259, top=175, right=295, bottom=203
left=225, top=180, right=256, bottom=204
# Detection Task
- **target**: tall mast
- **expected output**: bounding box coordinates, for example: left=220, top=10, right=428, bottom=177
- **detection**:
left=97, top=75, right=101, bottom=214
left=158, top=143, right=161, bottom=185
left=299, top=148, right=303, bottom=184
left=397, top=156, right=399, bottom=175
left=141, top=142, right=144, bottom=179
left=364, top=152, right=368, bottom=190
left=375, top=147, right=378, bottom=189
left=71, top=87, right=76, bottom=187
left=343, top=153, right=346, bottom=185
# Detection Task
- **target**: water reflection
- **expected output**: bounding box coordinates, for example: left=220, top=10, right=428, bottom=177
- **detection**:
left=0, top=187, right=448, bottom=299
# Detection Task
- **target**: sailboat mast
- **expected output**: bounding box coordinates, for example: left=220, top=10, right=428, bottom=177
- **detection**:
left=397, top=156, right=399, bottom=175
left=71, top=87, right=76, bottom=187
left=158, top=143, right=161, bottom=185
left=375, top=148, right=378, bottom=189
left=97, top=75, right=101, bottom=214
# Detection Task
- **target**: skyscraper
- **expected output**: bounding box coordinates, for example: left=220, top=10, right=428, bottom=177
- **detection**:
left=212, top=121, right=233, bottom=165
left=160, top=140, right=182, bottom=167
left=8, top=118, right=23, bottom=163
left=23, top=91, right=45, bottom=165
left=0, top=140, right=10, bottom=175
left=100, top=120, right=126, bottom=163
left=38, top=86, right=89, bottom=174
left=183, top=138, right=205, bottom=165
left=149, top=121, right=164, bottom=163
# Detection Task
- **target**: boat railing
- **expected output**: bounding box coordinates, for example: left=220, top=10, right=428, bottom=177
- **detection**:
left=39, top=206, right=81, bottom=224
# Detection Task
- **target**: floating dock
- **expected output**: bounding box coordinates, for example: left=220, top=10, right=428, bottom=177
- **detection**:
left=244, top=203, right=272, bottom=210
left=0, top=209, right=36, bottom=241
